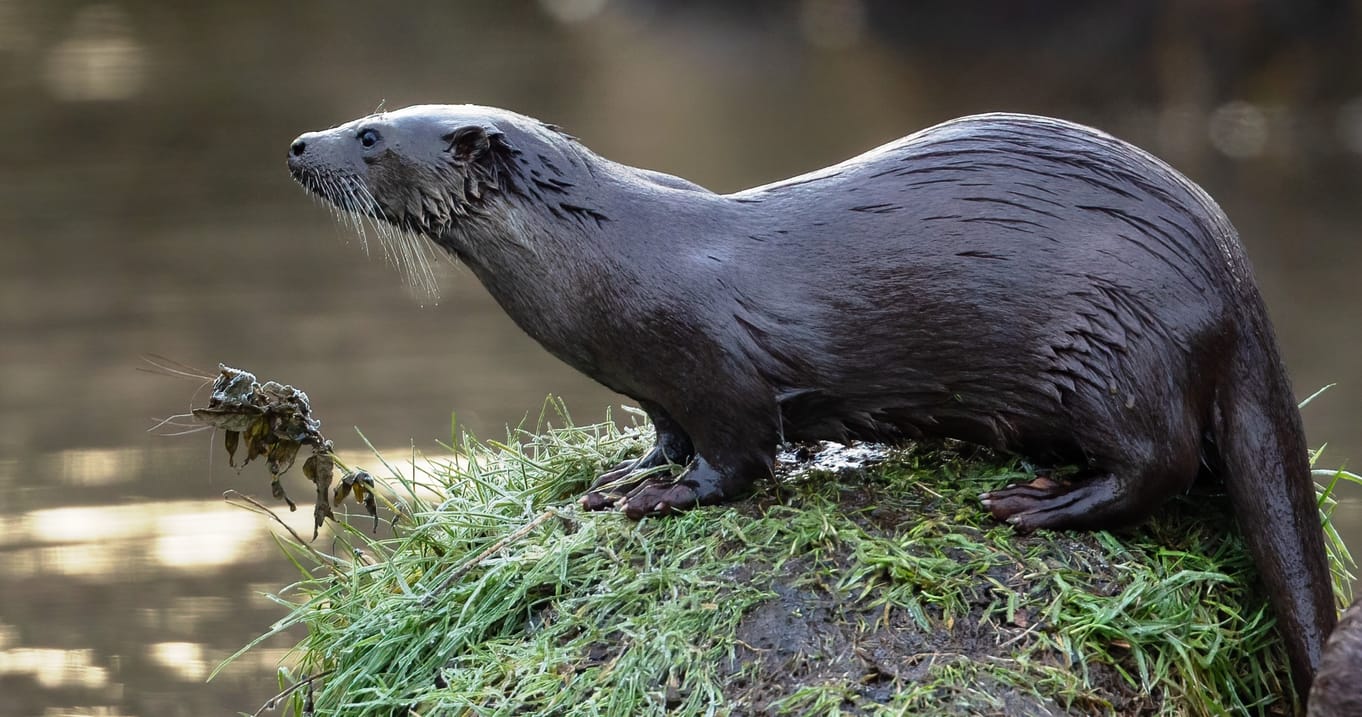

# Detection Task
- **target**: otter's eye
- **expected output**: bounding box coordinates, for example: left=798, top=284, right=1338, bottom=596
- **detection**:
left=357, top=128, right=381, bottom=148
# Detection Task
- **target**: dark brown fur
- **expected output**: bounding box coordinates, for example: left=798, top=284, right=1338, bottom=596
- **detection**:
left=1309, top=597, right=1362, bottom=716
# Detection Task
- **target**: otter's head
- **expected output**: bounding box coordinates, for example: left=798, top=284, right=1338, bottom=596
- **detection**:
left=286, top=105, right=560, bottom=296
left=287, top=105, right=531, bottom=238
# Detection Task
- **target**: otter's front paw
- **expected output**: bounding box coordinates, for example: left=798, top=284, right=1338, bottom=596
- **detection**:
left=580, top=489, right=622, bottom=512
left=581, top=469, right=684, bottom=513
left=581, top=464, right=663, bottom=512
left=584, top=456, right=746, bottom=519
left=615, top=457, right=736, bottom=519
left=618, top=478, right=703, bottom=519
left=580, top=464, right=634, bottom=511
left=581, top=445, right=681, bottom=508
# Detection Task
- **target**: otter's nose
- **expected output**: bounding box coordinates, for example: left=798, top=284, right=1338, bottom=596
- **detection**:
left=289, top=137, right=307, bottom=157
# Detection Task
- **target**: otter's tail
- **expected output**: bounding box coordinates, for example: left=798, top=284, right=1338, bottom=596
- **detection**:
left=1214, top=319, right=1337, bottom=700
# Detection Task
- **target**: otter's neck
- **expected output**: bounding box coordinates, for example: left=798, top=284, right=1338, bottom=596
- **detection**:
left=435, top=175, right=632, bottom=375
left=433, top=155, right=741, bottom=379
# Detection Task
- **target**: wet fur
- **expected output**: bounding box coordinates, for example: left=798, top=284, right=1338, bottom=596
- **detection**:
left=288, top=106, right=1335, bottom=701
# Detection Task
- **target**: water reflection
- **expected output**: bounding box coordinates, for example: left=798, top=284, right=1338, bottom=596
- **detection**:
left=799, top=0, right=868, bottom=50
left=1337, top=97, right=1362, bottom=155
left=146, top=643, right=206, bottom=684
left=56, top=449, right=141, bottom=488
left=0, top=648, right=109, bottom=690
left=43, top=4, right=147, bottom=103
left=0, top=441, right=462, bottom=715
left=3, top=1, right=1360, bottom=714
left=9, top=501, right=265, bottom=572
left=538, top=0, right=609, bottom=25
left=1207, top=101, right=1271, bottom=159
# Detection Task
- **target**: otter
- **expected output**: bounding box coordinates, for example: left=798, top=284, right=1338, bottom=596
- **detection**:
left=286, top=105, right=1336, bottom=702
left=1310, top=597, right=1362, bottom=716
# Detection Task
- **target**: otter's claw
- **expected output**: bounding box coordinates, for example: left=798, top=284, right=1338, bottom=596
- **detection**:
left=582, top=455, right=744, bottom=519
left=980, top=473, right=1126, bottom=532
left=580, top=490, right=621, bottom=511
left=619, top=481, right=702, bottom=519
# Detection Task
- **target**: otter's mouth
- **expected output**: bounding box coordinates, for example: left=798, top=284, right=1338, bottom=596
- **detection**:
left=291, top=167, right=386, bottom=220
left=288, top=164, right=442, bottom=298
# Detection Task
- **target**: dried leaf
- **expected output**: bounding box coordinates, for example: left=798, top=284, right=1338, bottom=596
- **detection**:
left=271, top=477, right=297, bottom=511
left=267, top=439, right=301, bottom=476
left=312, top=500, right=334, bottom=540
left=224, top=430, right=239, bottom=467
left=243, top=418, right=271, bottom=466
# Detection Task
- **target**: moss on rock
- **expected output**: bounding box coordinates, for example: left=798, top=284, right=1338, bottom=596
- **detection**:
left=224, top=406, right=1353, bottom=716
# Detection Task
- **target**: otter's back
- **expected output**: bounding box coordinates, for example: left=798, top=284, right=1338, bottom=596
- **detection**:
left=725, top=114, right=1248, bottom=452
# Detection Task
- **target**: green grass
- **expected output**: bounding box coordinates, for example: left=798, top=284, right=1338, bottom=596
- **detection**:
left=221, top=402, right=1357, bottom=717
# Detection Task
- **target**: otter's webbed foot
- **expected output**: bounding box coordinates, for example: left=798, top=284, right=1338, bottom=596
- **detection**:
left=581, top=446, right=678, bottom=511
left=615, top=456, right=750, bottom=519
left=582, top=405, right=695, bottom=511
left=979, top=472, right=1127, bottom=532
left=584, top=392, right=775, bottom=519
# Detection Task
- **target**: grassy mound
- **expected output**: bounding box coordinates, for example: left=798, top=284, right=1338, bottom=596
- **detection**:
left=223, top=405, right=1355, bottom=717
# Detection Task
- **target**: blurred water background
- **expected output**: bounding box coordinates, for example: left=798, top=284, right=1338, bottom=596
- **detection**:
left=2, top=1, right=1361, bottom=714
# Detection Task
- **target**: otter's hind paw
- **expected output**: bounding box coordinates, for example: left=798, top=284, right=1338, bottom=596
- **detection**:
left=980, top=473, right=1126, bottom=532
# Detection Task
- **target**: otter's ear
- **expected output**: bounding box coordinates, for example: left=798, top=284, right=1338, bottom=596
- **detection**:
left=444, top=126, right=491, bottom=161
